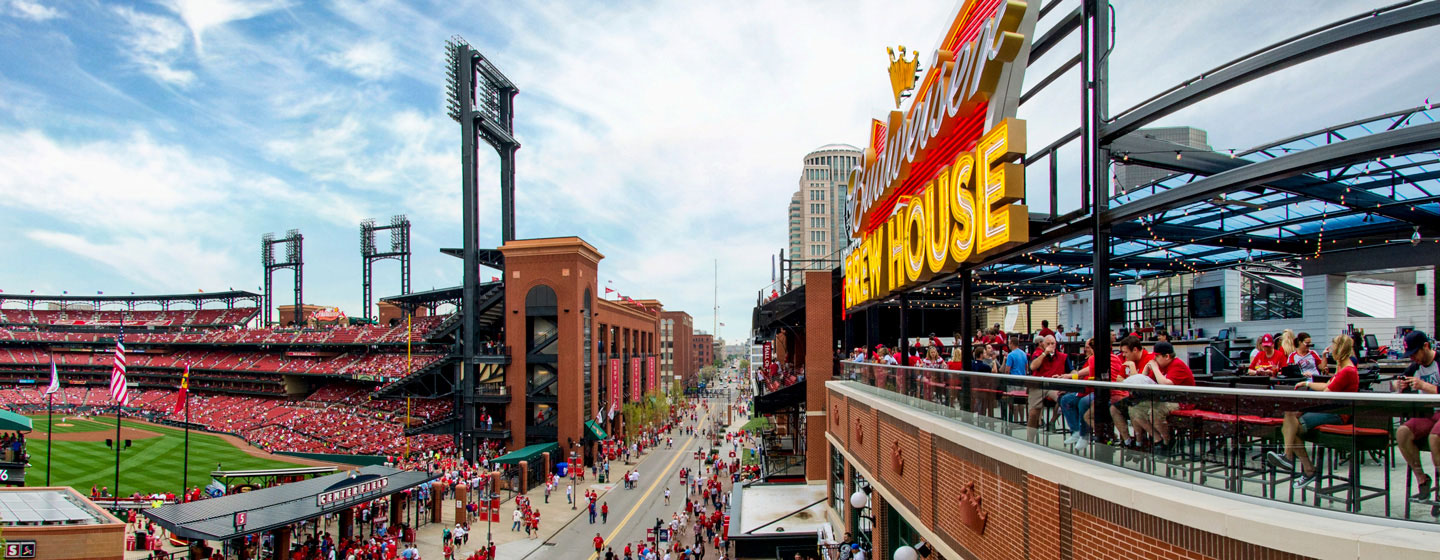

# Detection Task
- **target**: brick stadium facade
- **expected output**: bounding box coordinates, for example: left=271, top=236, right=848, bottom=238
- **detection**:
left=495, top=237, right=702, bottom=459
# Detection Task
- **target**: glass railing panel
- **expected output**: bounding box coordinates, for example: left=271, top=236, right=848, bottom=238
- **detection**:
left=838, top=360, right=1440, bottom=524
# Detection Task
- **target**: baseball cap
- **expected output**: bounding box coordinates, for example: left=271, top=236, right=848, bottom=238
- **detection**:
left=874, top=344, right=886, bottom=351
left=1404, top=331, right=1430, bottom=358
left=1259, top=333, right=1274, bottom=346
left=1154, top=341, right=1175, bottom=356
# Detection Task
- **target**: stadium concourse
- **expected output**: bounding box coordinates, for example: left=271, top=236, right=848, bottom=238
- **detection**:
left=0, top=293, right=465, bottom=458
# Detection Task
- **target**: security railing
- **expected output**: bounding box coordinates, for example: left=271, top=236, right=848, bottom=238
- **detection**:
left=840, top=361, right=1440, bottom=524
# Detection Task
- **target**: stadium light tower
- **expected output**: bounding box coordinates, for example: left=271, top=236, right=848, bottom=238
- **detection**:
left=448, top=36, right=519, bottom=460
left=360, top=215, right=412, bottom=322
left=261, top=230, right=304, bottom=326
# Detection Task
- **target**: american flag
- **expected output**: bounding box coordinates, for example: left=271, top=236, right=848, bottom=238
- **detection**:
left=109, top=330, right=128, bottom=405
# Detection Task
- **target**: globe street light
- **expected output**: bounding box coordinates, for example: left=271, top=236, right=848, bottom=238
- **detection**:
left=849, top=490, right=868, bottom=510
left=894, top=545, right=918, bottom=560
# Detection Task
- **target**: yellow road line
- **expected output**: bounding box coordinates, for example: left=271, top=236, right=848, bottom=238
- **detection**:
left=586, top=407, right=712, bottom=560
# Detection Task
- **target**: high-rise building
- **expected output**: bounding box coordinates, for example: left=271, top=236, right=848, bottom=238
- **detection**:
left=1114, top=126, right=1211, bottom=195
left=788, top=144, right=863, bottom=287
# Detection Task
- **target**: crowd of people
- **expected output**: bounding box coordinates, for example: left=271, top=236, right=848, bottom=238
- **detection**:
left=847, top=322, right=1440, bottom=495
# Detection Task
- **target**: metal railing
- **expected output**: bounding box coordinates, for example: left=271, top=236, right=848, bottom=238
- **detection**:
left=840, top=360, right=1440, bottom=525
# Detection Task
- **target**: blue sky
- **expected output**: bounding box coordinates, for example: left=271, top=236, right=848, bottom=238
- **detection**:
left=0, top=0, right=1436, bottom=339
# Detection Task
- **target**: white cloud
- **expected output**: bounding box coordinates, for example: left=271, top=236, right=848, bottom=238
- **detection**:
left=6, top=0, right=61, bottom=21
left=162, top=0, right=289, bottom=53
left=114, top=6, right=196, bottom=86
left=322, top=41, right=398, bottom=81
left=0, top=129, right=366, bottom=291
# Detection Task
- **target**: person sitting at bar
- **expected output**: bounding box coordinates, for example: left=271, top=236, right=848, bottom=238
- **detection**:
left=1287, top=332, right=1326, bottom=380
left=1005, top=337, right=1028, bottom=376
left=1059, top=338, right=1126, bottom=452
left=1266, top=333, right=1360, bottom=488
left=1026, top=335, right=1068, bottom=442
left=1391, top=331, right=1440, bottom=501
left=1248, top=333, right=1287, bottom=376
left=1104, top=336, right=1152, bottom=447
left=1128, top=341, right=1195, bottom=455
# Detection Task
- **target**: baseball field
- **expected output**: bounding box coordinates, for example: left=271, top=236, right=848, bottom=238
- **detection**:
left=23, top=414, right=313, bottom=495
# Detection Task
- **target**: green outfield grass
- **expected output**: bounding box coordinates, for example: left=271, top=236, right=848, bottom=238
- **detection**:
left=24, top=417, right=314, bottom=495
left=26, top=414, right=114, bottom=434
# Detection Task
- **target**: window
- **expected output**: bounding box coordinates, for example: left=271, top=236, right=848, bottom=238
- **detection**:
left=1241, top=273, right=1303, bottom=321
left=830, top=446, right=845, bottom=515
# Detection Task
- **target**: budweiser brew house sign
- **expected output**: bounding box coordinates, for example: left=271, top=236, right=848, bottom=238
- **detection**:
left=844, top=0, right=1035, bottom=310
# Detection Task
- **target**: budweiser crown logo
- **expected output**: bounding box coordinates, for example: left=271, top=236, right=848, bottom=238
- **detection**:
left=957, top=482, right=989, bottom=535
left=886, top=45, right=921, bottom=108
left=854, top=417, right=864, bottom=445
left=890, top=440, right=905, bottom=476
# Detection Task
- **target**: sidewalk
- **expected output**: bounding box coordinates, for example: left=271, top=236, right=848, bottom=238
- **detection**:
left=415, top=429, right=689, bottom=559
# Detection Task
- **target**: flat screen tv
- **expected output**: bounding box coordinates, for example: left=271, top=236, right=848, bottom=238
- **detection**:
left=1190, top=286, right=1222, bottom=318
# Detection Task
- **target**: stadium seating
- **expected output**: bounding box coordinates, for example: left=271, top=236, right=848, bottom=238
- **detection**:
left=0, top=308, right=257, bottom=327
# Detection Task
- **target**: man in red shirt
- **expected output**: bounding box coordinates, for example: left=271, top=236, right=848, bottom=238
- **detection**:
left=1026, top=335, right=1068, bottom=442
left=1128, top=341, right=1195, bottom=454
left=1248, top=333, right=1287, bottom=376
left=593, top=533, right=604, bottom=554
left=1037, top=320, right=1055, bottom=339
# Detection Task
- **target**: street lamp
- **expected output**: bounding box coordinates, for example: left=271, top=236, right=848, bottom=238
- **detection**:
left=569, top=450, right=578, bottom=511
left=894, top=546, right=919, bottom=560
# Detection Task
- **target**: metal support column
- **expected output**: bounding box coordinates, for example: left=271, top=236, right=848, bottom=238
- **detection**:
left=898, top=296, right=909, bottom=362
left=1084, top=0, right=1115, bottom=443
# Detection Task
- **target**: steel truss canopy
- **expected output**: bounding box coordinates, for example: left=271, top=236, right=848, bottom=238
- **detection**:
left=900, top=105, right=1440, bottom=308
left=0, top=291, right=261, bottom=310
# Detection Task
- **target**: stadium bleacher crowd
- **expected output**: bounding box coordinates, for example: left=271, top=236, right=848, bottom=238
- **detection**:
left=0, top=304, right=459, bottom=458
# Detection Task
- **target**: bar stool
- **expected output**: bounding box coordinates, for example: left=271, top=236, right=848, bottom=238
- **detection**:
left=1236, top=415, right=1292, bottom=499
left=1304, top=421, right=1393, bottom=514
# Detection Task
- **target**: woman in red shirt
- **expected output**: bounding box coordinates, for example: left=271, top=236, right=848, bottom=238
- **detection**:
left=1267, top=334, right=1359, bottom=488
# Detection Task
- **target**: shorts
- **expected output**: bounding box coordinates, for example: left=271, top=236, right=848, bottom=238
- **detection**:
left=1128, top=401, right=1179, bottom=423
left=1299, top=412, right=1344, bottom=432
left=1111, top=396, right=1141, bottom=420
left=1028, top=388, right=1059, bottom=409
left=1402, top=412, right=1440, bottom=437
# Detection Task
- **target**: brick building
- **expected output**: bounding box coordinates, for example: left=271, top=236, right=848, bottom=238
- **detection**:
left=659, top=310, right=695, bottom=389
left=693, top=332, right=714, bottom=371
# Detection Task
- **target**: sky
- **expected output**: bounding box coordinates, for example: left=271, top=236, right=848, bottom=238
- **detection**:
left=0, top=0, right=1436, bottom=340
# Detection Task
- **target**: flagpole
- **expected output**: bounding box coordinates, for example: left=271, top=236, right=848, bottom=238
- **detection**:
left=182, top=365, right=190, bottom=499
left=45, top=392, right=52, bottom=486
left=405, top=314, right=412, bottom=459
left=113, top=326, right=123, bottom=507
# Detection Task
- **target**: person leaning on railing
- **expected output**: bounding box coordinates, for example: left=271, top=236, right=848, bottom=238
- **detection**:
left=1392, top=331, right=1440, bottom=501
left=1127, top=341, right=1196, bottom=455
left=1265, top=333, right=1360, bottom=489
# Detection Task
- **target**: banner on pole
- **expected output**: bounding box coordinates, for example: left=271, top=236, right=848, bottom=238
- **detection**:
left=630, top=358, right=642, bottom=403
left=609, top=358, right=622, bottom=410
left=646, top=356, right=657, bottom=394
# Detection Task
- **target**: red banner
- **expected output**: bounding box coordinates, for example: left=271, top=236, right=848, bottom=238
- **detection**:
left=646, top=356, right=657, bottom=394
left=762, top=341, right=773, bottom=371
left=630, top=358, right=642, bottom=403
left=609, top=358, right=621, bottom=410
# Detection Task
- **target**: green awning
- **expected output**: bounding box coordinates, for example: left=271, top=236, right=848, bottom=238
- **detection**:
left=584, top=420, right=609, bottom=441
left=0, top=410, right=32, bottom=433
left=490, top=442, right=559, bottom=466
